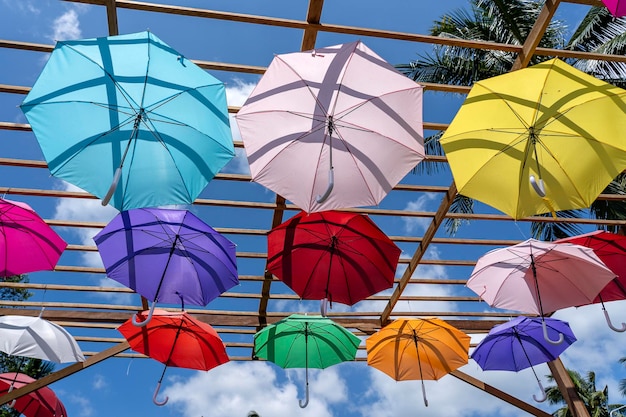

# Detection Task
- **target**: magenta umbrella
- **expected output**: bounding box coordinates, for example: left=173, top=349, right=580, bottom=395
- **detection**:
left=601, top=0, right=625, bottom=17
left=0, top=199, right=67, bottom=277
left=467, top=239, right=616, bottom=345
left=235, top=41, right=424, bottom=213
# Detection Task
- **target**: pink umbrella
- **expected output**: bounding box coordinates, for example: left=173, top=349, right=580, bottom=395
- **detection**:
left=235, top=41, right=424, bottom=213
left=467, top=238, right=616, bottom=345
left=0, top=199, right=67, bottom=277
left=602, top=0, right=625, bottom=17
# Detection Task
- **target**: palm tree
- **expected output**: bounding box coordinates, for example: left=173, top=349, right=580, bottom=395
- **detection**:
left=544, top=369, right=624, bottom=417
left=398, top=0, right=626, bottom=239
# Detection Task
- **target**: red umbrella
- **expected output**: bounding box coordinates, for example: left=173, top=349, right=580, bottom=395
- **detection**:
left=267, top=211, right=401, bottom=314
left=0, top=373, right=66, bottom=417
left=118, top=309, right=229, bottom=406
left=555, top=230, right=626, bottom=332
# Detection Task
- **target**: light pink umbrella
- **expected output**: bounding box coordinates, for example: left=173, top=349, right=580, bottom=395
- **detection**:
left=466, top=238, right=616, bottom=344
left=235, top=41, right=424, bottom=213
left=0, top=199, right=67, bottom=277
left=602, top=0, right=625, bottom=17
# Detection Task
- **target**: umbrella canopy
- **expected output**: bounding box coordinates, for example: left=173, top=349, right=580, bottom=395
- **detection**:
left=555, top=230, right=626, bottom=331
left=467, top=238, right=616, bottom=344
left=267, top=210, right=400, bottom=312
left=0, top=315, right=85, bottom=363
left=471, top=316, right=576, bottom=402
left=236, top=41, right=424, bottom=213
left=0, top=199, right=66, bottom=277
left=254, top=314, right=360, bottom=408
left=118, top=309, right=229, bottom=405
left=0, top=373, right=66, bottom=417
left=602, top=0, right=625, bottom=16
left=440, top=58, right=626, bottom=219
left=94, top=208, right=238, bottom=324
left=21, top=31, right=235, bottom=210
left=366, top=318, right=470, bottom=406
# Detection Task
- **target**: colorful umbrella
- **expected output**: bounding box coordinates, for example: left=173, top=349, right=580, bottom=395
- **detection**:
left=0, top=199, right=66, bottom=277
left=0, top=373, right=66, bottom=417
left=467, top=238, right=616, bottom=344
left=94, top=208, right=238, bottom=326
left=118, top=309, right=229, bottom=406
left=236, top=41, right=424, bottom=213
left=267, top=210, right=400, bottom=314
left=20, top=31, right=235, bottom=210
left=440, top=58, right=626, bottom=219
left=0, top=314, right=85, bottom=363
left=471, top=316, right=577, bottom=402
left=602, top=0, right=625, bottom=17
left=366, top=318, right=470, bottom=407
left=253, top=314, right=360, bottom=408
left=555, top=230, right=626, bottom=332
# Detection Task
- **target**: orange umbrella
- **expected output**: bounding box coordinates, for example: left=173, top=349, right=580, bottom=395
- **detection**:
left=366, top=318, right=470, bottom=407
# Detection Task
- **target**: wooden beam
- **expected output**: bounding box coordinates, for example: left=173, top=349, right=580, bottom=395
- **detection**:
left=547, top=359, right=591, bottom=417
left=451, top=371, right=552, bottom=417
left=512, top=0, right=561, bottom=70
left=0, top=342, right=129, bottom=406
left=104, top=0, right=119, bottom=35
left=301, top=0, right=324, bottom=50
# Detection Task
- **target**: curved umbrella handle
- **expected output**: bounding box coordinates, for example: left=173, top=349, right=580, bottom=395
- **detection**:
left=7, top=384, right=15, bottom=408
left=315, top=168, right=334, bottom=204
left=542, top=319, right=564, bottom=345
left=603, top=307, right=626, bottom=332
left=299, top=382, right=309, bottom=408
left=102, top=167, right=122, bottom=206
left=421, top=380, right=428, bottom=407
left=533, top=379, right=547, bottom=403
left=530, top=175, right=546, bottom=198
left=153, top=381, right=169, bottom=406
left=132, top=300, right=157, bottom=327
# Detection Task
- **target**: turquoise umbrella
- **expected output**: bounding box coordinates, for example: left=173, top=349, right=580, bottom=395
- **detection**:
left=21, top=31, right=234, bottom=210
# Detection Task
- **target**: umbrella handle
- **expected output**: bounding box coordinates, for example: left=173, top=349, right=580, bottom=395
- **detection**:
left=315, top=168, right=334, bottom=204
left=530, top=175, right=546, bottom=197
left=131, top=300, right=157, bottom=327
left=102, top=167, right=122, bottom=206
left=153, top=381, right=169, bottom=406
left=533, top=379, right=547, bottom=402
left=542, top=319, right=564, bottom=345
left=320, top=298, right=328, bottom=317
left=421, top=380, right=428, bottom=407
left=603, top=306, right=626, bottom=332
left=298, top=382, right=309, bottom=408
left=7, top=384, right=15, bottom=408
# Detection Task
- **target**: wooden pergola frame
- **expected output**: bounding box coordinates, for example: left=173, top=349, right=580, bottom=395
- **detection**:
left=0, top=1, right=624, bottom=415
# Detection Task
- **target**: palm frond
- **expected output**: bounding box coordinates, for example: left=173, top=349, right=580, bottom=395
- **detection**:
left=530, top=210, right=585, bottom=240
left=444, top=194, right=474, bottom=236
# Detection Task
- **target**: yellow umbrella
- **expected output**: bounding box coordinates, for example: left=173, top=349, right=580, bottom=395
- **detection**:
left=366, top=318, right=470, bottom=407
left=440, top=58, right=626, bottom=219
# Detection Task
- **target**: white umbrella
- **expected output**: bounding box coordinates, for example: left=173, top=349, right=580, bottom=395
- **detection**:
left=0, top=314, right=85, bottom=363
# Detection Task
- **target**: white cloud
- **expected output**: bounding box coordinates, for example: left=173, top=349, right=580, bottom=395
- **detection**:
left=1, top=1, right=40, bottom=14
left=402, top=193, right=439, bottom=234
left=50, top=9, right=81, bottom=41
left=92, top=374, right=108, bottom=390
left=226, top=79, right=257, bottom=107
left=66, top=393, right=94, bottom=417
left=163, top=361, right=351, bottom=417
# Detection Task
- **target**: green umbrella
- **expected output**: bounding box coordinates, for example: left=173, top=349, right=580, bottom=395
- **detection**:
left=253, top=314, right=360, bottom=408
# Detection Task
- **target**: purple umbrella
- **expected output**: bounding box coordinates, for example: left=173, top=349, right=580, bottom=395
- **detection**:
left=94, top=208, right=238, bottom=326
left=471, top=316, right=577, bottom=402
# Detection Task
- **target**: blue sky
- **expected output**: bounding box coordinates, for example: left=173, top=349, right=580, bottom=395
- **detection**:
left=1, top=1, right=625, bottom=417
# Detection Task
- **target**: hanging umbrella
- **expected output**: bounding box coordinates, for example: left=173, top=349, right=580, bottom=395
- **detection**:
left=20, top=31, right=235, bottom=210
left=0, top=198, right=66, bottom=277
left=366, top=318, right=470, bottom=407
left=601, top=0, right=625, bottom=17
left=118, top=308, right=229, bottom=406
left=471, top=316, right=577, bottom=402
left=439, top=58, right=626, bottom=219
left=94, top=208, right=238, bottom=326
left=555, top=230, right=626, bottom=332
left=0, top=373, right=66, bottom=417
left=267, top=210, right=401, bottom=315
left=0, top=314, right=85, bottom=363
left=466, top=238, right=616, bottom=344
left=253, top=314, right=360, bottom=408
left=235, top=41, right=424, bottom=213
